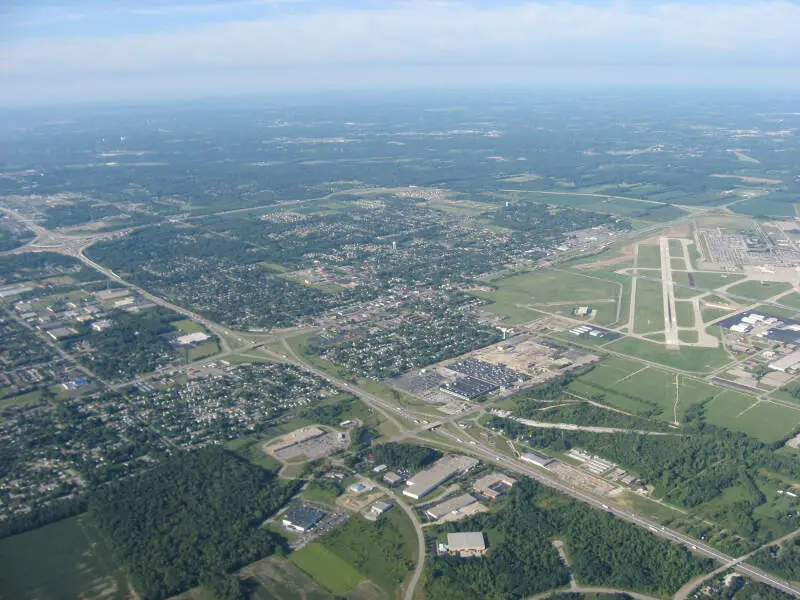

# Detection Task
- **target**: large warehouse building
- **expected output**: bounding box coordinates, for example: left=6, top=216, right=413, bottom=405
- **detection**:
left=403, top=455, right=479, bottom=500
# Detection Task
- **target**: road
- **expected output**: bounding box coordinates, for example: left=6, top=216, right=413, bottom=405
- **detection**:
left=509, top=416, right=681, bottom=436
left=368, top=480, right=426, bottom=600
left=5, top=208, right=799, bottom=597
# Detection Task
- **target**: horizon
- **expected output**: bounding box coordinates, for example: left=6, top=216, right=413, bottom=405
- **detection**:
left=2, top=0, right=800, bottom=106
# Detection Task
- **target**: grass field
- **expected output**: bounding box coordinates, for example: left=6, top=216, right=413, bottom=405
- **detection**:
left=173, top=319, right=207, bottom=334
left=475, top=269, right=621, bottom=325
left=670, top=258, right=686, bottom=270
left=606, top=336, right=731, bottom=372
left=0, top=516, right=130, bottom=600
left=636, top=244, right=661, bottom=269
left=726, top=280, right=793, bottom=302
left=568, top=358, right=720, bottom=421
left=668, top=239, right=684, bottom=258
left=633, top=278, right=664, bottom=333
left=674, top=286, right=702, bottom=300
left=673, top=271, right=745, bottom=290
left=773, top=291, right=800, bottom=311
left=188, top=340, right=220, bottom=360
left=509, top=190, right=684, bottom=219
left=290, top=543, right=364, bottom=595
left=703, top=393, right=800, bottom=442
left=678, top=330, right=699, bottom=343
left=702, top=306, right=735, bottom=324
left=675, top=301, right=695, bottom=328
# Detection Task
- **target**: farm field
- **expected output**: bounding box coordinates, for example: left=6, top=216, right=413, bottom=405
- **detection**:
left=290, top=543, right=365, bottom=595
left=0, top=516, right=131, bottom=600
left=239, top=558, right=333, bottom=600
left=636, top=244, right=661, bottom=269
left=475, top=269, right=621, bottom=325
left=726, top=280, right=793, bottom=302
left=606, top=336, right=731, bottom=372
left=633, top=278, right=664, bottom=333
left=703, top=392, right=800, bottom=443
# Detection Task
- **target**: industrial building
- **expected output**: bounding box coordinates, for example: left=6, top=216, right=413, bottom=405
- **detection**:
left=472, top=473, right=516, bottom=499
left=520, top=450, right=554, bottom=468
left=282, top=505, right=326, bottom=532
left=768, top=350, right=800, bottom=372
left=446, top=532, right=487, bottom=557
left=369, top=501, right=393, bottom=517
left=383, top=471, right=403, bottom=485
left=425, top=494, right=479, bottom=520
left=403, top=455, right=479, bottom=500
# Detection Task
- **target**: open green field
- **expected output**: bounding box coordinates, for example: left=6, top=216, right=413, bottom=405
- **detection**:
left=703, top=393, right=800, bottom=443
left=668, top=239, right=684, bottom=258
left=670, top=257, right=686, bottom=270
left=774, top=291, right=800, bottom=311
left=636, top=244, right=661, bottom=269
left=675, top=301, right=695, bottom=328
left=605, top=336, right=731, bottom=372
left=290, top=543, right=365, bottom=595
left=673, top=271, right=745, bottom=290
left=188, top=340, right=220, bottom=361
left=0, top=516, right=130, bottom=600
left=678, top=330, right=699, bottom=343
left=173, top=319, right=207, bottom=334
left=568, top=358, right=720, bottom=421
left=726, top=280, right=793, bottom=302
left=509, top=190, right=686, bottom=220
left=475, top=269, right=621, bottom=325
left=633, top=278, right=664, bottom=333
left=674, top=285, right=701, bottom=300
left=686, top=243, right=702, bottom=270
left=701, top=306, right=735, bottom=324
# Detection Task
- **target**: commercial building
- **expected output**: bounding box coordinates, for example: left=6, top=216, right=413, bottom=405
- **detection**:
left=520, top=450, right=554, bottom=468
left=282, top=505, right=326, bottom=532
left=425, top=494, right=479, bottom=520
left=446, top=532, right=487, bottom=557
left=472, top=473, right=516, bottom=499
left=403, top=455, right=479, bottom=500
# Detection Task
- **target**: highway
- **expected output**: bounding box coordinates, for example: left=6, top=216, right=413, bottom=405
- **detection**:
left=3, top=208, right=799, bottom=597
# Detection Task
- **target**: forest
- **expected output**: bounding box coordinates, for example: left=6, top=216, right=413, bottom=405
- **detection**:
left=371, top=443, right=442, bottom=470
left=425, top=479, right=711, bottom=599
left=89, top=446, right=297, bottom=600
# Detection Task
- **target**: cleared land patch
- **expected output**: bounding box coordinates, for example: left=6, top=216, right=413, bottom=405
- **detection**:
left=704, top=394, right=800, bottom=443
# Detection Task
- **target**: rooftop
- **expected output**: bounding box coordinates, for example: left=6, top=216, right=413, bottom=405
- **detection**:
left=447, top=531, right=486, bottom=550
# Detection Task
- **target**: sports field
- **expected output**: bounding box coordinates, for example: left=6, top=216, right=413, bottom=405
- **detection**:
left=290, top=543, right=365, bottom=595
left=0, top=516, right=130, bottom=600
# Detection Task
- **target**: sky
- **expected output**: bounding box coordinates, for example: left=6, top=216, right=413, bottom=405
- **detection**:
left=1, top=0, right=799, bottom=106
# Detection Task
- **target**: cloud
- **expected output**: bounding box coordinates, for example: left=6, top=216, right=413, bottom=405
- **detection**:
left=1, top=1, right=800, bottom=103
